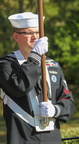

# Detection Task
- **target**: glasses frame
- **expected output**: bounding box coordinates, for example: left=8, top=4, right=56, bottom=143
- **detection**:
left=16, top=31, right=39, bottom=36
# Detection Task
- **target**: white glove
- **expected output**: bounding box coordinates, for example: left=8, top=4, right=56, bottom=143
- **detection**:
left=40, top=101, right=56, bottom=117
left=32, top=37, right=48, bottom=55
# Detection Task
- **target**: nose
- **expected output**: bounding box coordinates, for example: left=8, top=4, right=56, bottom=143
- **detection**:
left=33, top=32, right=37, bottom=36
left=32, top=32, right=39, bottom=39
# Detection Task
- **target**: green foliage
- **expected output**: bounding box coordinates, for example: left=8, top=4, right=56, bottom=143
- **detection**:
left=45, top=0, right=79, bottom=87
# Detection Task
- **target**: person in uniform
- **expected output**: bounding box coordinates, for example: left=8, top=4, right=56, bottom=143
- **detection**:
left=0, top=12, right=75, bottom=144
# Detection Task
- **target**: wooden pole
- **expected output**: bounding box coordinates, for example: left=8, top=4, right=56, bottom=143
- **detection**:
left=37, top=0, right=48, bottom=102
left=37, top=0, right=49, bottom=127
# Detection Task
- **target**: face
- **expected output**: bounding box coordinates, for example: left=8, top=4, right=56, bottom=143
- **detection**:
left=13, top=27, right=39, bottom=51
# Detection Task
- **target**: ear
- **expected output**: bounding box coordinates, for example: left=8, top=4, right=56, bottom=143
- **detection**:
left=13, top=32, right=19, bottom=42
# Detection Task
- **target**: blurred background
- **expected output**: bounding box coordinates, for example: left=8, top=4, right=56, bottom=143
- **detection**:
left=0, top=0, right=79, bottom=143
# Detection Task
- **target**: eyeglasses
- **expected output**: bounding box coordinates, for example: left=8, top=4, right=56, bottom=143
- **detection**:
left=16, top=31, right=39, bottom=36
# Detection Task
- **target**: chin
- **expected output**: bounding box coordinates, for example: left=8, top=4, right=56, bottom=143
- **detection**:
left=31, top=44, right=34, bottom=48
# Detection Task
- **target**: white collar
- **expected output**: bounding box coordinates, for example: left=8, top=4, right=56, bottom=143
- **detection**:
left=14, top=50, right=27, bottom=65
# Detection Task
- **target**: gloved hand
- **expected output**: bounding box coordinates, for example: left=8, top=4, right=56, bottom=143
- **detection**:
left=40, top=101, right=56, bottom=117
left=32, top=37, right=48, bottom=55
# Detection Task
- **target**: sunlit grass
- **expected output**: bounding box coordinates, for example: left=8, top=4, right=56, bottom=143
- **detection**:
left=0, top=100, right=6, bottom=144
left=0, top=116, right=6, bottom=144
left=0, top=100, right=3, bottom=115
left=61, top=127, right=79, bottom=144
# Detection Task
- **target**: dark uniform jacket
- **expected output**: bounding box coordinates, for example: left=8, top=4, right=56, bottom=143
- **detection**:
left=0, top=50, right=75, bottom=144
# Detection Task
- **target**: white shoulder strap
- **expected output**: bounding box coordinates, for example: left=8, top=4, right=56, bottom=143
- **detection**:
left=3, top=94, right=35, bottom=127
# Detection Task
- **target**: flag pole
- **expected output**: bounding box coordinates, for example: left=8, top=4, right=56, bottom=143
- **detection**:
left=37, top=0, right=48, bottom=102
left=37, top=0, right=49, bottom=127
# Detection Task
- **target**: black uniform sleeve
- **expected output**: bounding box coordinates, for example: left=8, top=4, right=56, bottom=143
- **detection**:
left=55, top=67, right=75, bottom=122
left=0, top=52, right=41, bottom=97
